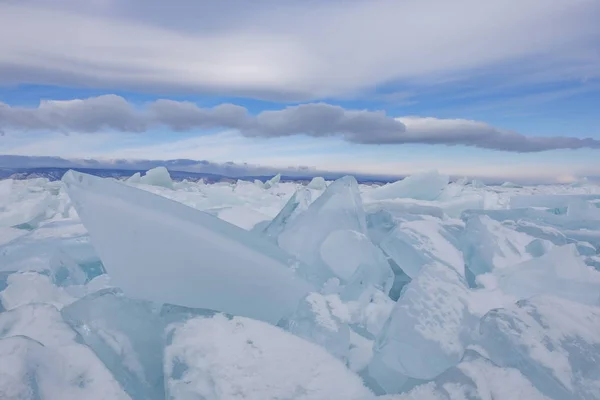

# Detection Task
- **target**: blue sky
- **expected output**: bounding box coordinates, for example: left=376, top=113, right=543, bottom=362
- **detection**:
left=1, top=0, right=599, bottom=183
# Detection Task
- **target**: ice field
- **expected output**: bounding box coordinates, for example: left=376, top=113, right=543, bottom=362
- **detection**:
left=1, top=167, right=600, bottom=399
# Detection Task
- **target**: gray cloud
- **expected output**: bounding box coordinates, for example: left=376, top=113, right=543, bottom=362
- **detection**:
left=149, top=100, right=251, bottom=131
left=252, top=104, right=407, bottom=141
left=1, top=95, right=600, bottom=153
left=0, top=95, right=146, bottom=133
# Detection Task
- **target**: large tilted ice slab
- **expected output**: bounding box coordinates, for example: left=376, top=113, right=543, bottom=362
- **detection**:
left=62, top=170, right=313, bottom=324
left=478, top=296, right=600, bottom=399
left=164, top=313, right=374, bottom=400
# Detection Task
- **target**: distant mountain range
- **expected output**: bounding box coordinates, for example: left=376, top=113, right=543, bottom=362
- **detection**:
left=0, top=155, right=401, bottom=184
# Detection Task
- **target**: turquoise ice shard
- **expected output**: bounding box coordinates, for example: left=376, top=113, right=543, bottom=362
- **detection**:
left=61, top=289, right=165, bottom=400
left=320, top=229, right=393, bottom=295
left=138, top=166, right=174, bottom=189
left=261, top=187, right=312, bottom=242
left=263, top=173, right=281, bottom=188
left=61, top=170, right=313, bottom=324
left=277, top=176, right=368, bottom=285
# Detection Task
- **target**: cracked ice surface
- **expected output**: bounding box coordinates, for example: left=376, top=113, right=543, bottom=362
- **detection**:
left=0, top=169, right=600, bottom=399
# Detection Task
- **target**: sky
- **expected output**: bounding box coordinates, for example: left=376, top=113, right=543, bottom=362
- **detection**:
left=1, top=0, right=599, bottom=183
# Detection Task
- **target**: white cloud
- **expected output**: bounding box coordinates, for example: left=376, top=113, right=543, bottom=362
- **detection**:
left=0, top=0, right=598, bottom=99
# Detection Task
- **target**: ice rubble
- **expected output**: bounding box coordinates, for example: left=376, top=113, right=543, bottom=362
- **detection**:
left=1, top=169, right=600, bottom=399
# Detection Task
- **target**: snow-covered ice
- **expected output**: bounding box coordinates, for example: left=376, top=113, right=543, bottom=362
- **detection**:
left=1, top=169, right=600, bottom=399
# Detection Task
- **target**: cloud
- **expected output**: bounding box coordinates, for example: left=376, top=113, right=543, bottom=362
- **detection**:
left=393, top=117, right=600, bottom=152
left=2, top=95, right=600, bottom=153
left=149, top=100, right=251, bottom=131
left=0, top=95, right=146, bottom=133
left=0, top=0, right=598, bottom=99
left=252, top=104, right=407, bottom=141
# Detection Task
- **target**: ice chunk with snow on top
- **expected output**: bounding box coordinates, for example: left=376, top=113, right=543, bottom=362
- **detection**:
left=381, top=349, right=548, bottom=400
left=487, top=244, right=600, bottom=305
left=477, top=296, right=600, bottom=399
left=278, top=292, right=351, bottom=361
left=509, top=194, right=600, bottom=210
left=262, top=187, right=312, bottom=242
left=1, top=272, right=77, bottom=311
left=164, top=313, right=374, bottom=400
left=462, top=214, right=552, bottom=285
left=62, top=289, right=165, bottom=400
left=0, top=303, right=130, bottom=399
left=278, top=176, right=368, bottom=286
left=0, top=335, right=131, bottom=400
left=380, top=219, right=464, bottom=279
left=307, top=176, right=327, bottom=189
left=368, top=263, right=473, bottom=393
left=502, top=219, right=568, bottom=245
left=62, top=170, right=313, bottom=324
left=0, top=188, right=55, bottom=228
left=369, top=171, right=449, bottom=201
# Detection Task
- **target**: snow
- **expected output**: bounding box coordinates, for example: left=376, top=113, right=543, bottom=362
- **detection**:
left=1, top=169, right=600, bottom=399
left=164, top=314, right=374, bottom=400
